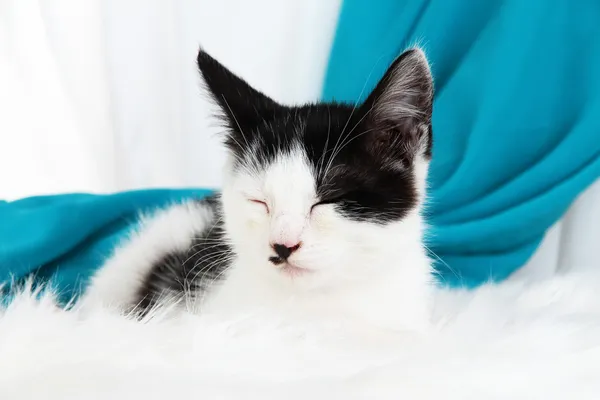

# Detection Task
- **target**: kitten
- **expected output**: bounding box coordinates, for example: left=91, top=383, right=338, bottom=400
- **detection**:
left=84, top=47, right=435, bottom=331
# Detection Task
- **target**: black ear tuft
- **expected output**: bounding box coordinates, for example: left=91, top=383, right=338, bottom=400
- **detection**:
left=361, top=48, right=434, bottom=162
left=197, top=49, right=282, bottom=135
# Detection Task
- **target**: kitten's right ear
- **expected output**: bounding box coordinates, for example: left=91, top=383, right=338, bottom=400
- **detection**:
left=360, top=48, right=434, bottom=162
left=197, top=49, right=282, bottom=133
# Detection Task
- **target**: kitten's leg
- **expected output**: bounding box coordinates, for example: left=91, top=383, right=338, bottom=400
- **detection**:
left=81, top=195, right=227, bottom=312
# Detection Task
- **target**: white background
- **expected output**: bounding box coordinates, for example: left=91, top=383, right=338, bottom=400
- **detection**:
left=0, top=0, right=598, bottom=278
left=0, top=0, right=340, bottom=197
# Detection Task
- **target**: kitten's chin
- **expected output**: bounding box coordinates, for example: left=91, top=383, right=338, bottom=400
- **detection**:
left=278, top=263, right=313, bottom=278
left=255, top=259, right=331, bottom=290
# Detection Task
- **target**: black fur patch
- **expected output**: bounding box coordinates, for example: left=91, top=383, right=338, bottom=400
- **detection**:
left=131, top=49, right=434, bottom=314
left=135, top=194, right=232, bottom=313
left=197, top=48, right=433, bottom=224
left=133, top=49, right=433, bottom=314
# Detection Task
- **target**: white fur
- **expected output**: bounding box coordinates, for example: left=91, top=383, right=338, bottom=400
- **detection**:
left=65, top=48, right=600, bottom=398
left=2, top=270, right=600, bottom=399
left=220, top=144, right=433, bottom=331
left=83, top=201, right=216, bottom=309
left=85, top=46, right=436, bottom=331
left=219, top=146, right=434, bottom=330
left=86, top=143, right=434, bottom=331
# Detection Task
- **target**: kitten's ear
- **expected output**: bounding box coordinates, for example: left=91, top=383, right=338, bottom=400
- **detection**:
left=197, top=49, right=282, bottom=132
left=361, top=48, right=434, bottom=162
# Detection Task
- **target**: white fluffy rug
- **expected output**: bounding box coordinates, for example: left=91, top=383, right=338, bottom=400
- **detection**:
left=2, top=272, right=600, bottom=399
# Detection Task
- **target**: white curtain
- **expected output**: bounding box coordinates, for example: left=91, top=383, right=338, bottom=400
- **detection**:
left=513, top=178, right=600, bottom=280
left=0, top=0, right=116, bottom=196
left=0, top=0, right=340, bottom=197
left=0, top=0, right=598, bottom=278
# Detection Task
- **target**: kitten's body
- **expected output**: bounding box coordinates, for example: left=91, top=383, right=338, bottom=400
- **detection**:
left=84, top=48, right=435, bottom=332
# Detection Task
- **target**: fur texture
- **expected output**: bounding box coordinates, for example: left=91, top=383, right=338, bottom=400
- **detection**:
left=84, top=48, right=435, bottom=331
left=4, top=48, right=600, bottom=398
left=3, top=271, right=600, bottom=399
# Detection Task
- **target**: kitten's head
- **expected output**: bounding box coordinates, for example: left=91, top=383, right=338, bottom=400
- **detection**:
left=198, top=48, right=433, bottom=290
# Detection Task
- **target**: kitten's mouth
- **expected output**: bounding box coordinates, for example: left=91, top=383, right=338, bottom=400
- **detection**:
left=268, top=257, right=311, bottom=276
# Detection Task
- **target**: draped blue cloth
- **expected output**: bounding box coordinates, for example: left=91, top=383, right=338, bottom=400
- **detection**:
left=323, top=0, right=600, bottom=286
left=0, top=190, right=211, bottom=301
left=2, top=0, right=600, bottom=299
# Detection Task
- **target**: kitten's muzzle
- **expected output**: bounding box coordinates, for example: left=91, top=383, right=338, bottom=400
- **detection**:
left=269, top=242, right=301, bottom=264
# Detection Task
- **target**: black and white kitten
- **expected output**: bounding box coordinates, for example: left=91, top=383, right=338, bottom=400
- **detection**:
left=84, top=48, right=435, bottom=331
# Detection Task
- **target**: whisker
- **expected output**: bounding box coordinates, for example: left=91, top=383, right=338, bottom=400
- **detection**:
left=221, top=95, right=250, bottom=149
left=181, top=243, right=229, bottom=271
left=189, top=253, right=235, bottom=285
left=316, top=105, right=332, bottom=179
left=423, top=244, right=460, bottom=282
left=321, top=56, right=385, bottom=180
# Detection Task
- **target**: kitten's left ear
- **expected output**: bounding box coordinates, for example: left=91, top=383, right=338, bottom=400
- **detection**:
left=361, top=48, right=434, bottom=161
left=197, top=49, right=283, bottom=132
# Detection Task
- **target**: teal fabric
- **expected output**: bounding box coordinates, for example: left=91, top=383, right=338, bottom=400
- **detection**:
left=0, top=189, right=211, bottom=302
left=324, top=0, right=600, bottom=286
left=2, top=1, right=600, bottom=300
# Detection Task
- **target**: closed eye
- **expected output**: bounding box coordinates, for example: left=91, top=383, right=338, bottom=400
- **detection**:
left=311, top=195, right=345, bottom=211
left=249, top=199, right=269, bottom=213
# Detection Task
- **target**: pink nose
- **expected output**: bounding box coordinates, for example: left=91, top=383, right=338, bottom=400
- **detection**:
left=278, top=237, right=302, bottom=248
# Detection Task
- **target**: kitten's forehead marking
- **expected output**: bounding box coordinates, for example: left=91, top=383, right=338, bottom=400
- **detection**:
left=263, top=146, right=316, bottom=214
